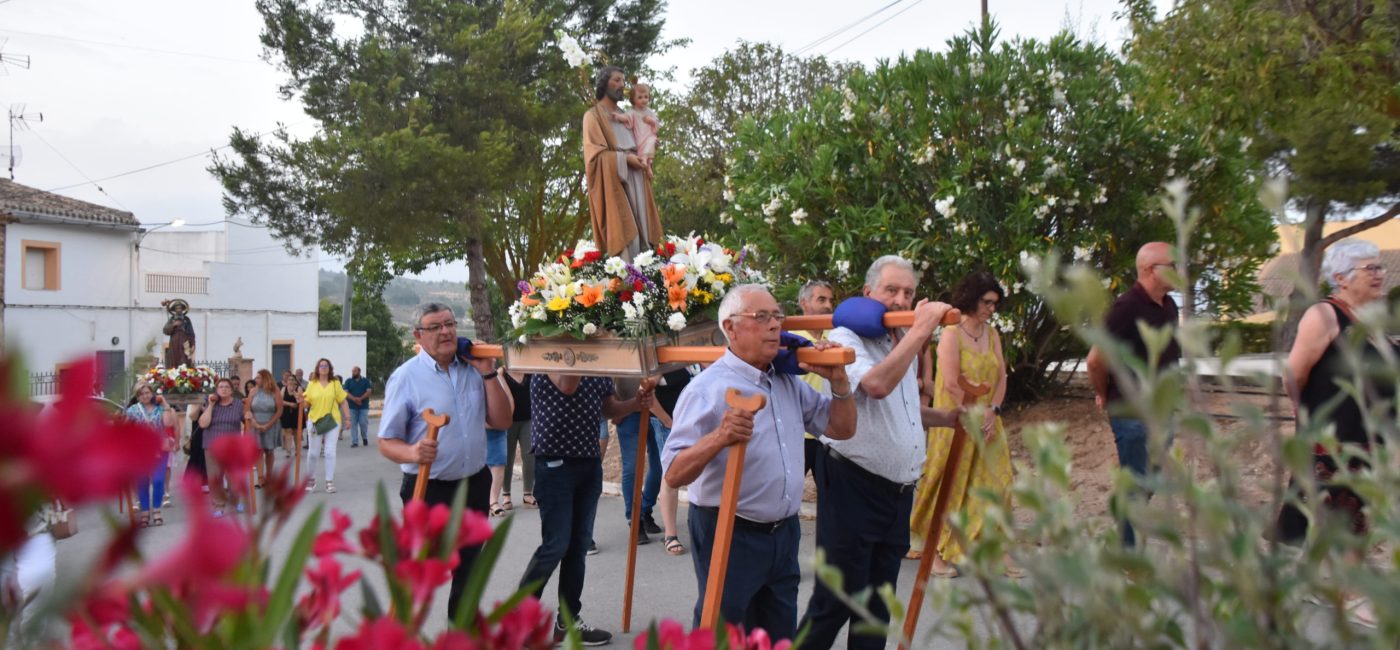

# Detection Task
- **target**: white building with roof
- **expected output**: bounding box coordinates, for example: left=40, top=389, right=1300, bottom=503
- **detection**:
left=0, top=178, right=364, bottom=397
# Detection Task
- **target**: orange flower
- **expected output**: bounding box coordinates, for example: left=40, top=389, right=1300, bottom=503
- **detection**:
left=668, top=284, right=689, bottom=310
left=575, top=283, right=605, bottom=308
left=607, top=277, right=623, bottom=292
left=661, top=264, right=687, bottom=287
left=520, top=295, right=540, bottom=307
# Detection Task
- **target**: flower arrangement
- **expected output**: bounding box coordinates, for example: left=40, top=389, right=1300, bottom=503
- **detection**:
left=507, top=234, right=759, bottom=344
left=143, top=364, right=219, bottom=394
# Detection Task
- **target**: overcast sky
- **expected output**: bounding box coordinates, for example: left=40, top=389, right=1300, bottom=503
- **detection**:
left=0, top=0, right=1165, bottom=282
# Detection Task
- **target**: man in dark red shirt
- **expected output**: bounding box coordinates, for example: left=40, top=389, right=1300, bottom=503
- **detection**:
left=1086, top=241, right=1181, bottom=548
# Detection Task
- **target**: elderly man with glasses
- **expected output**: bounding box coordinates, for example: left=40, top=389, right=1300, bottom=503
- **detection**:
left=661, top=284, right=857, bottom=640
left=377, top=302, right=511, bottom=622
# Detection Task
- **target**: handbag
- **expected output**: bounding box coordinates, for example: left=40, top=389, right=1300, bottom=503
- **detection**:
left=313, top=414, right=337, bottom=435
left=50, top=502, right=77, bottom=540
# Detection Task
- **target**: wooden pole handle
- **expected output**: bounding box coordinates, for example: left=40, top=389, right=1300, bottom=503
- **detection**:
left=699, top=389, right=768, bottom=630
left=621, top=378, right=658, bottom=633
left=656, top=345, right=855, bottom=366
left=412, top=409, right=450, bottom=501
left=902, top=388, right=983, bottom=648
left=782, top=308, right=961, bottom=333
left=295, top=403, right=304, bottom=488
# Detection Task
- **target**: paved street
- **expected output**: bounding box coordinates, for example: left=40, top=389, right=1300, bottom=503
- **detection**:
left=54, top=417, right=964, bottom=648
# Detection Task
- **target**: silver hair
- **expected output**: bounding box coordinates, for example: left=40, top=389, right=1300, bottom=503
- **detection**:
left=412, top=302, right=456, bottom=329
left=797, top=279, right=833, bottom=304
left=864, top=255, right=918, bottom=290
left=1321, top=238, right=1381, bottom=286
left=717, top=284, right=773, bottom=343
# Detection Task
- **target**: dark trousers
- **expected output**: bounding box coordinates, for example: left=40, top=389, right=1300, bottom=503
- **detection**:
left=688, top=506, right=801, bottom=640
left=801, top=448, right=914, bottom=650
left=519, top=456, right=602, bottom=624
left=803, top=437, right=823, bottom=476
left=1109, top=417, right=1174, bottom=548
left=399, top=466, right=492, bottom=622
left=616, top=412, right=664, bottom=520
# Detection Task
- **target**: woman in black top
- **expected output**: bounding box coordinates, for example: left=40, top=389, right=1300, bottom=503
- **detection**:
left=653, top=366, right=693, bottom=555
left=501, top=372, right=535, bottom=509
left=1284, top=238, right=1393, bottom=627
left=280, top=372, right=303, bottom=457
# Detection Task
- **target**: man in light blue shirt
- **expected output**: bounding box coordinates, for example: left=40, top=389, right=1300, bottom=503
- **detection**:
left=377, top=302, right=510, bottom=622
left=662, top=285, right=857, bottom=640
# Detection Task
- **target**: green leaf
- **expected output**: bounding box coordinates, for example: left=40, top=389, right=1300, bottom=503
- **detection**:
left=255, top=503, right=323, bottom=648
left=452, top=515, right=515, bottom=630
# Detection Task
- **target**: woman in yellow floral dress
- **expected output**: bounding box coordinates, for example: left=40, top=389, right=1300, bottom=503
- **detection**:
left=909, top=271, right=1018, bottom=578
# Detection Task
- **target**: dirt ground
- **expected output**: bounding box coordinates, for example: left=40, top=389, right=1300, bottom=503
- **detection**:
left=602, top=385, right=1296, bottom=524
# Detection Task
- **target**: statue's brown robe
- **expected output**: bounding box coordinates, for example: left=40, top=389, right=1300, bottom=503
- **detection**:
left=583, top=104, right=662, bottom=256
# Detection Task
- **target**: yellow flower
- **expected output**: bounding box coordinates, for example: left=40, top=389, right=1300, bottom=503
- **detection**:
left=715, top=273, right=733, bottom=284
left=546, top=296, right=571, bottom=312
left=690, top=288, right=714, bottom=304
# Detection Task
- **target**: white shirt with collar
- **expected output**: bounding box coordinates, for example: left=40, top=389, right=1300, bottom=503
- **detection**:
left=820, top=326, right=924, bottom=484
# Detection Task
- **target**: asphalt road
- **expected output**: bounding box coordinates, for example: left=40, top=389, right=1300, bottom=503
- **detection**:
left=52, top=417, right=976, bottom=648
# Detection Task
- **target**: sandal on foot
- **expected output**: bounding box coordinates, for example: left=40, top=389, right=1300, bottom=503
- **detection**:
left=325, top=481, right=337, bottom=494
left=152, top=511, right=164, bottom=526
left=138, top=512, right=150, bottom=528
left=664, top=535, right=686, bottom=556
left=521, top=493, right=538, bottom=508
left=931, top=562, right=960, bottom=579
left=490, top=503, right=506, bottom=517
left=500, top=494, right=514, bottom=511
left=1346, top=597, right=1378, bottom=629
left=904, top=550, right=923, bottom=560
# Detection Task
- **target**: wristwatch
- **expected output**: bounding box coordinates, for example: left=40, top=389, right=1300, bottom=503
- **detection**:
left=482, top=370, right=499, bottom=380
left=992, top=405, right=1003, bottom=416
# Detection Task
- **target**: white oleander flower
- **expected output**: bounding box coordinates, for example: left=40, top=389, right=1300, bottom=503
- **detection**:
left=1009, top=158, right=1025, bottom=177
left=719, top=211, right=732, bottom=225
left=934, top=196, right=956, bottom=218
left=835, top=260, right=850, bottom=277
left=556, top=31, right=588, bottom=68
left=667, top=311, right=687, bottom=331
left=582, top=323, right=597, bottom=335
left=922, top=217, right=933, bottom=231
left=791, top=208, right=807, bottom=226
left=1073, top=245, right=1093, bottom=262
left=1117, top=93, right=1134, bottom=110
left=953, top=221, right=968, bottom=235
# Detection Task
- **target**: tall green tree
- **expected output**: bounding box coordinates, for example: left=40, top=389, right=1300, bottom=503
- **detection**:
left=1126, top=0, right=1400, bottom=327
left=319, top=290, right=409, bottom=382
left=726, top=24, right=1275, bottom=398
left=654, top=42, right=857, bottom=236
left=213, top=0, right=665, bottom=340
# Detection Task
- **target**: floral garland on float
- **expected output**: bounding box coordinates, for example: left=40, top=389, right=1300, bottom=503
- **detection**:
left=143, top=364, right=219, bottom=395
left=506, top=234, right=761, bottom=345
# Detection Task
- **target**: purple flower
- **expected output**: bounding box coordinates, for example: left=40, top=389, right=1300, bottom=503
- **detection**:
left=624, top=265, right=655, bottom=288
left=516, top=280, right=532, bottom=295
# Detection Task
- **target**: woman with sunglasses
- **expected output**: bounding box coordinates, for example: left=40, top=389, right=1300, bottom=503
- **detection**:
left=304, top=358, right=350, bottom=493
left=910, top=271, right=1018, bottom=578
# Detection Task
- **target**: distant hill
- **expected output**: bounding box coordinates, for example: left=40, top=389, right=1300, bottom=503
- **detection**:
left=318, top=270, right=475, bottom=336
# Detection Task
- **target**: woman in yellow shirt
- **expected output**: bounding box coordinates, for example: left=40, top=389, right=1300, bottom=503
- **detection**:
left=304, top=357, right=351, bottom=493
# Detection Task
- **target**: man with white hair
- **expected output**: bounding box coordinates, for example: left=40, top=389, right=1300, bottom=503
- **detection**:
left=1086, top=241, right=1181, bottom=548
left=662, top=284, right=856, bottom=640
left=800, top=256, right=958, bottom=650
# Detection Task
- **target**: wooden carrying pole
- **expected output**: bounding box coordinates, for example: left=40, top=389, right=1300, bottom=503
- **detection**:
left=900, top=377, right=991, bottom=649
left=294, top=398, right=305, bottom=488
left=699, top=388, right=767, bottom=630
left=782, top=308, right=960, bottom=333
left=412, top=409, right=450, bottom=501
left=622, top=378, right=659, bottom=633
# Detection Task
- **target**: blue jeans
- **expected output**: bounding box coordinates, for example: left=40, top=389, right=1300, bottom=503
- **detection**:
left=616, top=413, right=667, bottom=521
left=348, top=409, right=370, bottom=446
left=1109, top=417, right=1174, bottom=548
left=136, top=454, right=167, bottom=511
left=519, top=456, right=602, bottom=624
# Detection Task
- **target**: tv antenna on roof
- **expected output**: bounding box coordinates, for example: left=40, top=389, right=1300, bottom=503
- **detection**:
left=0, top=38, right=32, bottom=73
left=9, top=104, right=43, bottom=180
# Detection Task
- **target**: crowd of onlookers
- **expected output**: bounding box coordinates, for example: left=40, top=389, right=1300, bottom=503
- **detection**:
left=120, top=361, right=376, bottom=520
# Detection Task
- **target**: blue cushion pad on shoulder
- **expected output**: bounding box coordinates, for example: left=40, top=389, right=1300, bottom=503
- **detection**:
left=832, top=296, right=888, bottom=339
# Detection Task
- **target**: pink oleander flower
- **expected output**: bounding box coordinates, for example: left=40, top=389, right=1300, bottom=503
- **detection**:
left=209, top=433, right=260, bottom=495
left=482, top=596, right=555, bottom=650
left=298, top=556, right=362, bottom=629
left=395, top=556, right=458, bottom=606
left=313, top=508, right=357, bottom=557
left=634, top=621, right=792, bottom=650
left=333, top=617, right=426, bottom=650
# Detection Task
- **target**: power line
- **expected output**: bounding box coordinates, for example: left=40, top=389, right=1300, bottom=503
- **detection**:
left=793, top=0, right=907, bottom=56
left=824, top=0, right=929, bottom=56
left=45, top=118, right=313, bottom=193
left=0, top=28, right=263, bottom=65
left=25, top=127, right=130, bottom=210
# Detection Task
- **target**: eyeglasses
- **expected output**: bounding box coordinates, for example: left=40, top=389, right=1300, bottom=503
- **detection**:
left=1354, top=264, right=1387, bottom=275
left=980, top=298, right=1000, bottom=307
left=732, top=311, right=786, bottom=324
left=417, top=320, right=458, bottom=334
